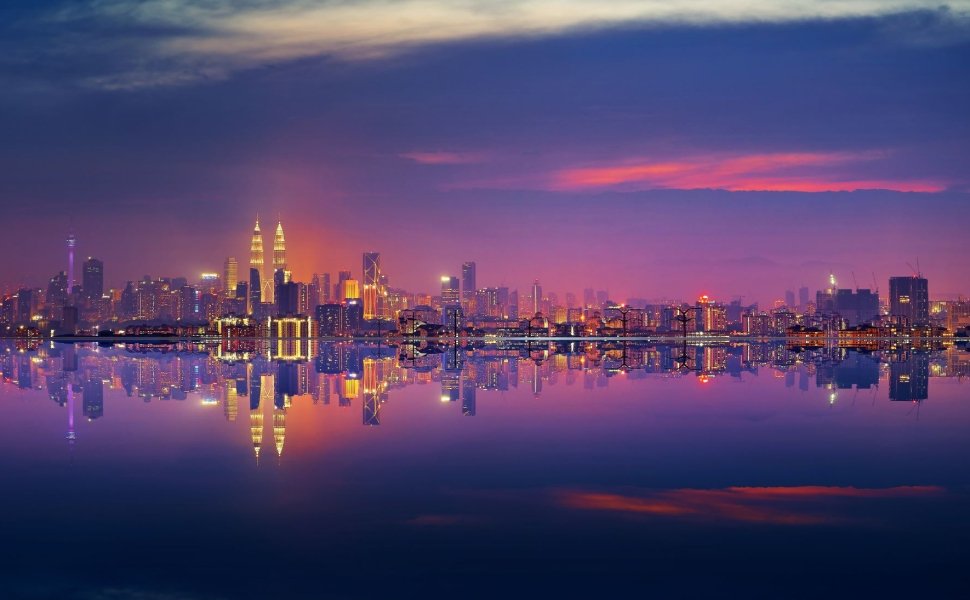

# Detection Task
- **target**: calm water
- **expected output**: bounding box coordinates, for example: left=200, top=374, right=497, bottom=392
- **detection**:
left=1, top=340, right=968, bottom=599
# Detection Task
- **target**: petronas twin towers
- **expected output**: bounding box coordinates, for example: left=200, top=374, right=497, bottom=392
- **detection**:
left=249, top=217, right=287, bottom=303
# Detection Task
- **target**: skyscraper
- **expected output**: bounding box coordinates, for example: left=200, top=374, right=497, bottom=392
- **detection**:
left=223, top=257, right=238, bottom=297
left=66, top=233, right=77, bottom=301
left=532, top=279, right=542, bottom=316
left=890, top=276, right=929, bottom=326
left=441, top=276, right=460, bottom=305
left=461, top=261, right=477, bottom=311
left=249, top=218, right=265, bottom=303
left=82, top=258, right=104, bottom=301
left=249, top=268, right=261, bottom=316
left=362, top=252, right=381, bottom=320
left=273, top=221, right=287, bottom=273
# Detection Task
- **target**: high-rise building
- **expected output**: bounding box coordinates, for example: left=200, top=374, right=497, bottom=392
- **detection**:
left=249, top=218, right=267, bottom=303
left=531, top=279, right=542, bottom=316
left=363, top=252, right=381, bottom=320
left=82, top=258, right=104, bottom=301
left=834, top=289, right=879, bottom=326
left=66, top=234, right=77, bottom=301
left=321, top=273, right=332, bottom=303
left=46, top=271, right=68, bottom=312
left=223, top=257, right=238, bottom=297
left=248, top=268, right=261, bottom=316
left=890, top=276, right=929, bottom=326
left=441, top=276, right=460, bottom=305
left=273, top=221, right=287, bottom=273
left=785, top=290, right=796, bottom=308
left=461, top=261, right=476, bottom=310
left=798, top=286, right=810, bottom=309
left=336, top=270, right=352, bottom=301
left=341, top=278, right=361, bottom=301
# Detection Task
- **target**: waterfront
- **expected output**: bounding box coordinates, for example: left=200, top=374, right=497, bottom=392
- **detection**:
left=1, top=340, right=968, bottom=598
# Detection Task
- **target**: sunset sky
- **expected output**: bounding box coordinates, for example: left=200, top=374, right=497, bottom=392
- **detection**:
left=2, top=1, right=968, bottom=303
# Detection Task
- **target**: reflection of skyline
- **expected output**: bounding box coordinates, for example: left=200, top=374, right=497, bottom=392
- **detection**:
left=2, top=341, right=967, bottom=460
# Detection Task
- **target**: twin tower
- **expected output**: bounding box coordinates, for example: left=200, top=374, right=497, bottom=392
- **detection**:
left=249, top=217, right=286, bottom=304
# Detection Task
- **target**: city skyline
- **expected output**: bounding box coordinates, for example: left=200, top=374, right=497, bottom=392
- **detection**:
left=1, top=223, right=966, bottom=308
left=2, top=2, right=969, bottom=302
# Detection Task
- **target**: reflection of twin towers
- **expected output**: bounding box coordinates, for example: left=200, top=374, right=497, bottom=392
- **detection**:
left=249, top=216, right=286, bottom=303
left=248, top=370, right=288, bottom=464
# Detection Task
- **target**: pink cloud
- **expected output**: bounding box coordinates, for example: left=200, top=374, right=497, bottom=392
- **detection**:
left=401, top=151, right=486, bottom=165
left=558, top=485, right=946, bottom=525
left=550, top=151, right=946, bottom=193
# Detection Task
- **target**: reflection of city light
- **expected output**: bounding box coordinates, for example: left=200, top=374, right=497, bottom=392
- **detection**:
left=440, top=395, right=451, bottom=402
left=698, top=374, right=710, bottom=384
left=829, top=392, right=837, bottom=405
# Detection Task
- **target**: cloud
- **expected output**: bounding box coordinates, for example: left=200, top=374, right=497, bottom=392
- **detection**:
left=36, top=1, right=970, bottom=89
left=547, top=151, right=947, bottom=193
left=559, top=485, right=946, bottom=525
left=401, top=151, right=487, bottom=165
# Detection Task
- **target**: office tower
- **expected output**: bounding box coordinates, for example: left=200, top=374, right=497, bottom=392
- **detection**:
left=345, top=299, right=363, bottom=334
left=316, top=304, right=345, bottom=336
left=890, top=276, right=929, bottom=326
left=341, top=278, right=361, bottom=301
left=249, top=218, right=267, bottom=303
left=336, top=270, right=352, bottom=301
left=81, top=258, right=104, bottom=301
left=363, top=252, right=381, bottom=320
left=798, top=286, right=810, bottom=309
left=309, top=274, right=321, bottom=310
left=276, top=281, right=299, bottom=316
left=531, top=279, right=542, bottom=316
left=273, top=221, right=287, bottom=272
left=179, top=286, right=199, bottom=321
left=834, top=289, right=879, bottom=326
left=223, top=257, right=238, bottom=297
left=66, top=234, right=77, bottom=300
left=321, top=273, right=332, bottom=303
left=583, top=288, right=595, bottom=308
left=249, top=218, right=264, bottom=274
left=461, top=261, right=476, bottom=309
left=249, top=268, right=261, bottom=315
left=441, top=276, right=460, bottom=305
left=16, top=288, right=34, bottom=324
left=46, top=272, right=68, bottom=311
left=565, top=292, right=577, bottom=309
left=785, top=290, right=795, bottom=308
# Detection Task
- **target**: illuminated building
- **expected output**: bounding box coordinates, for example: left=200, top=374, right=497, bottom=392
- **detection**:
left=890, top=276, right=929, bottom=326
left=316, top=304, right=345, bottom=336
left=461, top=261, right=476, bottom=313
left=273, top=220, right=287, bottom=277
left=248, top=268, right=261, bottom=316
left=531, top=279, right=542, bottom=316
left=267, top=315, right=316, bottom=338
left=82, top=258, right=104, bottom=301
left=336, top=270, right=352, bottom=301
left=363, top=252, right=382, bottom=320
left=441, top=276, right=460, bottom=305
left=66, top=234, right=77, bottom=299
left=223, top=257, right=237, bottom=297
left=341, top=278, right=361, bottom=301
left=345, top=299, right=363, bottom=334
left=46, top=272, right=68, bottom=315
left=249, top=218, right=264, bottom=280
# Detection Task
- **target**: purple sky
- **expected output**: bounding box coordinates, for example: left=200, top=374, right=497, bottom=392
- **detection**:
left=1, top=1, right=968, bottom=303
